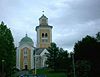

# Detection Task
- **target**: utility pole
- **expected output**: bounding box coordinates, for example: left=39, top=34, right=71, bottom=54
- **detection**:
left=68, top=52, right=76, bottom=77
left=72, top=53, right=76, bottom=77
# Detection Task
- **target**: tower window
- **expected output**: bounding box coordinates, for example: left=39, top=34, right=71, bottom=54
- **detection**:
left=45, top=33, right=48, bottom=37
left=42, top=33, right=48, bottom=38
left=42, top=33, right=44, bottom=38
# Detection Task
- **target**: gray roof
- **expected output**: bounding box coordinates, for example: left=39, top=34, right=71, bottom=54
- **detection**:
left=39, top=14, right=48, bottom=20
left=35, top=25, right=53, bottom=31
left=35, top=48, right=45, bottom=55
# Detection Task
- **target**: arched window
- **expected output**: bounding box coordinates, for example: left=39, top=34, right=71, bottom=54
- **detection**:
left=23, top=47, right=28, bottom=65
left=42, top=33, right=44, bottom=38
left=45, top=33, right=48, bottom=37
left=24, top=47, right=27, bottom=54
left=42, top=33, right=48, bottom=43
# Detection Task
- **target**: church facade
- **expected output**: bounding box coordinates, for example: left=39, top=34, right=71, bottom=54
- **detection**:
left=16, top=14, right=53, bottom=70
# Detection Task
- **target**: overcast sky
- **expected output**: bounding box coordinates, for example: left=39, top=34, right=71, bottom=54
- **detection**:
left=0, top=0, right=100, bottom=51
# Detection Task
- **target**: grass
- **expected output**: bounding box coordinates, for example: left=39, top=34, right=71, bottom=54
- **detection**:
left=36, top=68, right=67, bottom=77
left=13, top=68, right=67, bottom=77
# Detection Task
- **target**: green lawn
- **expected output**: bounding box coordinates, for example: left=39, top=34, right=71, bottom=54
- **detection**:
left=36, top=69, right=67, bottom=77
left=13, top=68, right=67, bottom=77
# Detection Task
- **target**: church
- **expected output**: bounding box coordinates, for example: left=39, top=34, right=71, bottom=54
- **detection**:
left=16, top=14, right=53, bottom=70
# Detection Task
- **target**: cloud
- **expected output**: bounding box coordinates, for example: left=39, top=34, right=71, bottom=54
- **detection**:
left=53, top=19, right=100, bottom=51
left=0, top=0, right=100, bottom=51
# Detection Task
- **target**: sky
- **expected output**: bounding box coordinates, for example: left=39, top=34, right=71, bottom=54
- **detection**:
left=0, top=0, right=100, bottom=51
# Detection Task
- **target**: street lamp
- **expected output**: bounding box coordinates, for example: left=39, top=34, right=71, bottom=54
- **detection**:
left=68, top=52, right=76, bottom=77
left=2, top=60, right=5, bottom=77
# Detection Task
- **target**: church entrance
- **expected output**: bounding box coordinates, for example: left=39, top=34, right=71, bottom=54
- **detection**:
left=25, top=65, right=28, bottom=70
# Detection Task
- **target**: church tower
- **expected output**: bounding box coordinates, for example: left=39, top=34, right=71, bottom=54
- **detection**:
left=36, top=14, right=53, bottom=48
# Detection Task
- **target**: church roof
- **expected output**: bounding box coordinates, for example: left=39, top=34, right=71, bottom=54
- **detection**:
left=35, top=25, right=53, bottom=31
left=35, top=48, right=45, bottom=55
left=19, top=34, right=34, bottom=46
left=39, top=14, right=48, bottom=20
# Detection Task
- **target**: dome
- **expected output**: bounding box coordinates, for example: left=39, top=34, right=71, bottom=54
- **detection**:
left=19, top=34, right=34, bottom=46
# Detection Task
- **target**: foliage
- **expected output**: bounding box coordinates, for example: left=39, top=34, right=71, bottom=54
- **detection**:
left=58, top=48, right=71, bottom=72
left=74, top=35, right=100, bottom=77
left=46, top=42, right=70, bottom=72
left=74, top=35, right=98, bottom=60
left=46, top=43, right=59, bottom=71
left=96, top=32, right=100, bottom=39
left=0, top=22, right=15, bottom=76
left=36, top=69, right=66, bottom=77
left=75, top=60, right=91, bottom=77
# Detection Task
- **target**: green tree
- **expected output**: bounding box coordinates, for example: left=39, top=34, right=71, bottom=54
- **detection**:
left=96, top=32, right=100, bottom=42
left=0, top=22, right=15, bottom=77
left=75, top=60, right=91, bottom=77
left=58, top=48, right=70, bottom=72
left=46, top=43, right=71, bottom=73
left=74, top=35, right=98, bottom=60
left=74, top=35, right=100, bottom=77
left=46, top=43, right=59, bottom=72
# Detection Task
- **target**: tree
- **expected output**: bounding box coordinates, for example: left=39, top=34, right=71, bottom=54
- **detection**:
left=96, top=32, right=100, bottom=42
left=75, top=60, right=91, bottom=77
left=46, top=43, right=59, bottom=72
left=74, top=35, right=98, bottom=61
left=74, top=35, right=100, bottom=77
left=58, top=48, right=70, bottom=72
left=46, top=43, right=71, bottom=73
left=0, top=22, right=15, bottom=77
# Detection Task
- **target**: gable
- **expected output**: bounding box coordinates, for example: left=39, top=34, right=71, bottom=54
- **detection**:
left=40, top=49, right=48, bottom=56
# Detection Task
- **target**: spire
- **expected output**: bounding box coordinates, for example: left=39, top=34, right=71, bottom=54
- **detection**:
left=26, top=34, right=28, bottom=37
left=39, top=11, right=47, bottom=20
left=42, top=11, right=44, bottom=15
left=39, top=11, right=48, bottom=26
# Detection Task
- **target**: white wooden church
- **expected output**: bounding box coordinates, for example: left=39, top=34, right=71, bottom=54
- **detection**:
left=16, top=14, right=53, bottom=70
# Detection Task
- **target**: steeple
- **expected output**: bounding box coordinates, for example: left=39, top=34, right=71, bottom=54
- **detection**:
left=39, top=12, right=48, bottom=26
left=36, top=13, right=53, bottom=48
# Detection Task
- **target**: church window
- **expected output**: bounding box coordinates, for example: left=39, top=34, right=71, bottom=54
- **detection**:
left=24, top=47, right=27, bottom=54
left=24, top=56, right=27, bottom=59
left=42, top=33, right=44, bottom=38
left=24, top=56, right=27, bottom=65
left=45, top=33, right=48, bottom=37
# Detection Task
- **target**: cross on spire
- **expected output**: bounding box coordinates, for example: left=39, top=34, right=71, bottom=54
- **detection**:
left=42, top=11, right=44, bottom=15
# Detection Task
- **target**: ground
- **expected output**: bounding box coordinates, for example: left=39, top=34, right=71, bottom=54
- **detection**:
left=36, top=69, right=67, bottom=77
left=12, top=68, right=67, bottom=77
